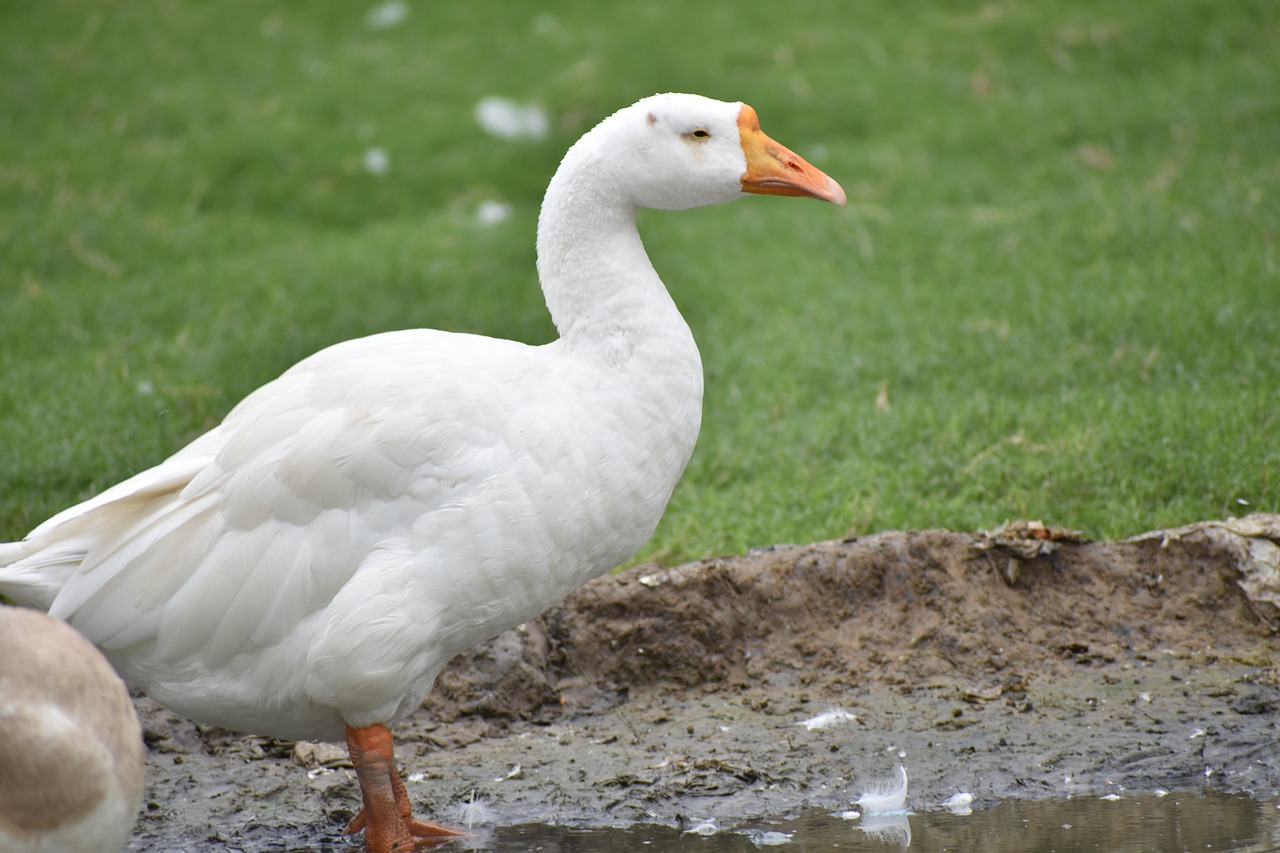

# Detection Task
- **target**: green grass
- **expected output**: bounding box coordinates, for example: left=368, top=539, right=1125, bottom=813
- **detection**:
left=1, top=1, right=1276, bottom=564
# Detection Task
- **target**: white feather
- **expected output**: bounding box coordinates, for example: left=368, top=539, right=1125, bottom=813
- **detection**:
left=856, top=765, right=909, bottom=814
left=454, top=793, right=495, bottom=830
left=797, top=706, right=858, bottom=731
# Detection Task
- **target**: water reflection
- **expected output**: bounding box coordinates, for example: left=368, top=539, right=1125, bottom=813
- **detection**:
left=858, top=812, right=911, bottom=848
left=454, top=792, right=1280, bottom=852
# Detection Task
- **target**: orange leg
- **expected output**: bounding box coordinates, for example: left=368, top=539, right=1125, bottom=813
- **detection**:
left=344, top=723, right=466, bottom=852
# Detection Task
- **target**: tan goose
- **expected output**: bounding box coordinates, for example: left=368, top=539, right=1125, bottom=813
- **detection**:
left=0, top=607, right=145, bottom=852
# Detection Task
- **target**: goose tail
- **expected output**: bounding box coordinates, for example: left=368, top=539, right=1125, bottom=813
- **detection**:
left=0, top=540, right=73, bottom=611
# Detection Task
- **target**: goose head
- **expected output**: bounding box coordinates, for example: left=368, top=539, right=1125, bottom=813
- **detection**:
left=563, top=93, right=846, bottom=212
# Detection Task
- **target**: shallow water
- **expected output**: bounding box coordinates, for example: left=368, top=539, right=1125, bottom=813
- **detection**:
left=445, top=792, right=1280, bottom=852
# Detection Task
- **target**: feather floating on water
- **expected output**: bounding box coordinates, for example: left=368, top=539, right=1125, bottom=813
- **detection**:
left=856, top=765, right=908, bottom=814
left=684, top=819, right=719, bottom=836
left=455, top=792, right=495, bottom=829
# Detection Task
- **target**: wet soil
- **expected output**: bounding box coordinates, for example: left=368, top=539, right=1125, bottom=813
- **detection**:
left=127, top=516, right=1280, bottom=851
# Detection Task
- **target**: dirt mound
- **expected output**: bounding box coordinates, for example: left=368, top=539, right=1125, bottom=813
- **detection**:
left=426, top=515, right=1280, bottom=722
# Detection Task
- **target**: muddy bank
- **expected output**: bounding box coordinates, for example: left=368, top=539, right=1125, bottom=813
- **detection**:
left=128, top=516, right=1280, bottom=851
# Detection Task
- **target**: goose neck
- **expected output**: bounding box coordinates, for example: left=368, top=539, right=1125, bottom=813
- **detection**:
left=536, top=160, right=675, bottom=354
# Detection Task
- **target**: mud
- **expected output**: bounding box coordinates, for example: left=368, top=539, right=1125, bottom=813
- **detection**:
left=127, top=516, right=1280, bottom=851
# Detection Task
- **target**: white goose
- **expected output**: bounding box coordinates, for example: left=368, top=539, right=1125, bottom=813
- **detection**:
left=0, top=93, right=844, bottom=852
left=0, top=607, right=145, bottom=853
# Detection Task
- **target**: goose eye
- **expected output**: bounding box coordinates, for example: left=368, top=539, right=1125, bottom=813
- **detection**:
left=689, top=129, right=711, bottom=140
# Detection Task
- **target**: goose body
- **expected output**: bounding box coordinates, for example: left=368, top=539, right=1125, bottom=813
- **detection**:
left=7, top=324, right=699, bottom=742
left=0, top=93, right=843, bottom=850
left=0, top=608, right=145, bottom=853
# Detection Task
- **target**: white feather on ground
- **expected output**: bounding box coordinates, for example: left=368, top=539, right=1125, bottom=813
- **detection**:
left=796, top=706, right=858, bottom=731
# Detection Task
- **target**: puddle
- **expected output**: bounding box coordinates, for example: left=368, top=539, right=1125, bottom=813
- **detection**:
left=440, top=792, right=1279, bottom=852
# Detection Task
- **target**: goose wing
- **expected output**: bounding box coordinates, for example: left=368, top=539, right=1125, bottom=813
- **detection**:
left=41, top=330, right=537, bottom=669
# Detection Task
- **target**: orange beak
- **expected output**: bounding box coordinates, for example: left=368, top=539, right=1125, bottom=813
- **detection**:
left=738, top=104, right=846, bottom=206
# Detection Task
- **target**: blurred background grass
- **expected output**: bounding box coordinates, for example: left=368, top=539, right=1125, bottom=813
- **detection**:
left=1, top=0, right=1276, bottom=563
